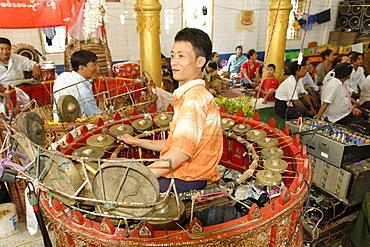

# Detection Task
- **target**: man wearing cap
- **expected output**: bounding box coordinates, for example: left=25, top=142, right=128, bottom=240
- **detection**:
left=316, top=62, right=365, bottom=125
left=0, top=37, right=41, bottom=88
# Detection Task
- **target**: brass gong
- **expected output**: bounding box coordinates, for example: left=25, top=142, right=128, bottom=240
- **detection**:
left=109, top=124, right=134, bottom=136
left=72, top=146, right=105, bottom=159
left=260, top=147, right=284, bottom=159
left=148, top=196, right=186, bottom=230
left=256, top=170, right=283, bottom=187
left=86, top=134, right=115, bottom=151
left=246, top=129, right=267, bottom=142
left=221, top=118, right=235, bottom=130
left=56, top=95, right=80, bottom=122
left=92, top=161, right=159, bottom=217
left=263, top=158, right=288, bottom=174
left=153, top=113, right=173, bottom=128
left=232, top=124, right=251, bottom=136
left=16, top=111, right=45, bottom=145
left=132, top=118, right=153, bottom=133
left=256, top=137, right=279, bottom=148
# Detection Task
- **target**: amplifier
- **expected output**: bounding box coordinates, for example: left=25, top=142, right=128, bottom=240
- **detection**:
left=286, top=119, right=370, bottom=167
left=309, top=154, right=370, bottom=206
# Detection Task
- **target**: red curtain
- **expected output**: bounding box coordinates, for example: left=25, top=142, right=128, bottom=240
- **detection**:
left=0, top=0, right=75, bottom=29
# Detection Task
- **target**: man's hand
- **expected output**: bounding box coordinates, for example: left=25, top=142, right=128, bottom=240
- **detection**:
left=117, top=134, right=139, bottom=148
left=32, top=64, right=41, bottom=81
left=352, top=107, right=362, bottom=116
left=308, top=109, right=317, bottom=116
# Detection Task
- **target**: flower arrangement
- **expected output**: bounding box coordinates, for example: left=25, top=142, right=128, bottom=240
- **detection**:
left=83, top=0, right=109, bottom=35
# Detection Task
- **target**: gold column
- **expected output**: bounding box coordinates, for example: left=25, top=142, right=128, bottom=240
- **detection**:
left=134, top=0, right=162, bottom=87
left=264, top=0, right=292, bottom=81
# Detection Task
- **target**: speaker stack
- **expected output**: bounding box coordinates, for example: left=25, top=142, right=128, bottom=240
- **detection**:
left=336, top=0, right=362, bottom=31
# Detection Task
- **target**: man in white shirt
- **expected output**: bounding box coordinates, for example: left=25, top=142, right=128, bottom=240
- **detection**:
left=53, top=50, right=102, bottom=121
left=345, top=52, right=365, bottom=100
left=0, top=37, right=41, bottom=88
left=275, top=61, right=316, bottom=119
left=316, top=62, right=365, bottom=126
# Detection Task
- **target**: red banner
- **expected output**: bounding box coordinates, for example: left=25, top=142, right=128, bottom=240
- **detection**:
left=0, top=0, right=75, bottom=29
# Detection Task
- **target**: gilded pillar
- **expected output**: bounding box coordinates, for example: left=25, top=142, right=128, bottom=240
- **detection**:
left=134, top=0, right=162, bottom=87
left=264, top=0, right=292, bottom=81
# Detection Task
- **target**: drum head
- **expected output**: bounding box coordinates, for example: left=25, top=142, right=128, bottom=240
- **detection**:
left=92, top=161, right=159, bottom=217
left=56, top=95, right=80, bottom=123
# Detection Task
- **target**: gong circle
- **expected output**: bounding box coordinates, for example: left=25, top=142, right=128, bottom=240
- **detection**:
left=260, top=147, right=284, bottom=159
left=153, top=113, right=173, bottom=128
left=56, top=95, right=80, bottom=122
left=132, top=118, right=153, bottom=133
left=92, top=161, right=159, bottom=217
left=221, top=118, right=235, bottom=130
left=72, top=146, right=105, bottom=159
left=86, top=134, right=115, bottom=151
left=256, top=169, right=282, bottom=187
left=232, top=124, right=251, bottom=136
left=264, top=158, right=288, bottom=174
left=246, top=129, right=267, bottom=142
left=109, top=124, right=134, bottom=136
left=256, top=137, right=279, bottom=148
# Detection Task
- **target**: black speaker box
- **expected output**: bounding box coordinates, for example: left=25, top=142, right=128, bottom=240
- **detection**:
left=336, top=0, right=365, bottom=31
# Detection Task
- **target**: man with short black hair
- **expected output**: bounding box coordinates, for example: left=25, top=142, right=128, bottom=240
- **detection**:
left=53, top=49, right=102, bottom=121
left=316, top=62, right=365, bottom=126
left=0, top=37, right=41, bottom=88
left=118, top=28, right=222, bottom=193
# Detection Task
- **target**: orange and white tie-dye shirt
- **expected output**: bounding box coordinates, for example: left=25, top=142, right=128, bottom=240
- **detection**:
left=162, top=79, right=222, bottom=181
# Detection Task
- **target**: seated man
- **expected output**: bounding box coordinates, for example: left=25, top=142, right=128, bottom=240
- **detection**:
left=316, top=62, right=366, bottom=126
left=275, top=61, right=316, bottom=119
left=0, top=37, right=41, bottom=89
left=226, top=45, right=247, bottom=81
left=53, top=50, right=102, bottom=121
left=118, top=27, right=222, bottom=193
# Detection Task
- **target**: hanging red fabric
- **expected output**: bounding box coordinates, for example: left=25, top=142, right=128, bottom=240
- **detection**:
left=0, top=0, right=75, bottom=29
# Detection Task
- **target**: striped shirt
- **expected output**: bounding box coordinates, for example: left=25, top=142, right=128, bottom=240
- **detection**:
left=162, top=79, right=222, bottom=181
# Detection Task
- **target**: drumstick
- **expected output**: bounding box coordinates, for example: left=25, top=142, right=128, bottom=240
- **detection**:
left=101, top=128, right=132, bottom=147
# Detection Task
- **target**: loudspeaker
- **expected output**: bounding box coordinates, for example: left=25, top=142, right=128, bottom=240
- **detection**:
left=360, top=3, right=370, bottom=32
left=336, top=0, right=366, bottom=31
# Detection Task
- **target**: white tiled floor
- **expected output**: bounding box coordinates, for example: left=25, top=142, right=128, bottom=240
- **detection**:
left=0, top=220, right=56, bottom=247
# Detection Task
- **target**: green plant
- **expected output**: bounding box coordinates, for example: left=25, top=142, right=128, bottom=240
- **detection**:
left=214, top=95, right=255, bottom=118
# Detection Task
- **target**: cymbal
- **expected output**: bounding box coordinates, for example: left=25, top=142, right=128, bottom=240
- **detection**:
left=153, top=113, right=173, bottom=128
left=246, top=129, right=267, bottom=142
left=232, top=124, right=251, bottom=136
left=256, top=137, right=278, bottom=148
left=56, top=95, right=80, bottom=122
left=263, top=158, right=288, bottom=174
left=72, top=146, right=105, bottom=159
left=109, top=124, right=134, bottom=136
left=86, top=134, right=115, bottom=151
left=256, top=169, right=282, bottom=187
left=16, top=111, right=45, bottom=145
left=132, top=118, right=153, bottom=133
left=148, top=196, right=186, bottom=230
left=221, top=118, right=235, bottom=130
left=260, top=147, right=284, bottom=159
